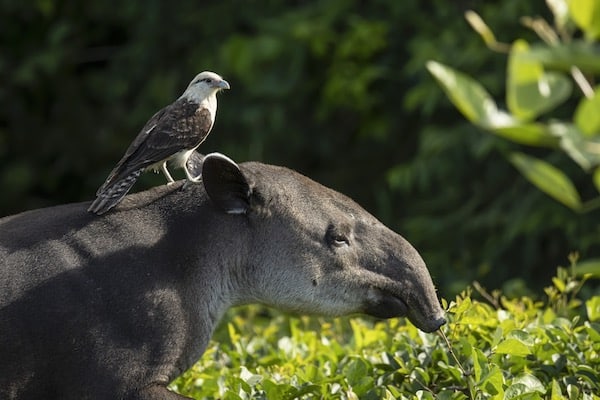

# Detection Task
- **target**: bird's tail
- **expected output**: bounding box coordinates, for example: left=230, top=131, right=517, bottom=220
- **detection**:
left=88, top=170, right=142, bottom=215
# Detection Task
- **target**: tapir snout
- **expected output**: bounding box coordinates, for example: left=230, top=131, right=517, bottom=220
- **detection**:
left=359, top=235, right=447, bottom=333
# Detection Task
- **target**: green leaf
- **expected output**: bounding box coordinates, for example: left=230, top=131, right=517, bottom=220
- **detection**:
left=575, top=86, right=600, bottom=137
left=426, top=61, right=502, bottom=126
left=240, top=366, right=262, bottom=386
left=575, top=365, right=600, bottom=389
left=472, top=348, right=488, bottom=382
left=493, top=123, right=559, bottom=147
left=508, top=152, right=582, bottom=210
left=523, top=41, right=600, bottom=73
left=586, top=296, right=600, bottom=321
left=593, top=167, right=600, bottom=193
left=262, top=379, right=296, bottom=399
left=504, top=383, right=543, bottom=400
left=551, top=379, right=563, bottom=400
left=494, top=338, right=531, bottom=357
left=480, top=366, right=504, bottom=398
left=552, top=277, right=567, bottom=292
left=574, top=259, right=600, bottom=277
left=567, top=384, right=581, bottom=399
left=427, top=61, right=561, bottom=147
left=507, top=40, right=572, bottom=121
left=567, top=0, right=600, bottom=40
left=345, top=358, right=369, bottom=386
left=513, top=374, right=546, bottom=394
left=548, top=122, right=600, bottom=171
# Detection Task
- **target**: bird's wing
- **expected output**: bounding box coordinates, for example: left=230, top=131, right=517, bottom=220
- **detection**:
left=96, top=99, right=213, bottom=195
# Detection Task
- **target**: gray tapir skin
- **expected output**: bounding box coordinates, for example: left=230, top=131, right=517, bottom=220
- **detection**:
left=0, top=153, right=445, bottom=400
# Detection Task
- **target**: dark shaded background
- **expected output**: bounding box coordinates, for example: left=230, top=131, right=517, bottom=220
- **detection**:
left=2, top=0, right=598, bottom=296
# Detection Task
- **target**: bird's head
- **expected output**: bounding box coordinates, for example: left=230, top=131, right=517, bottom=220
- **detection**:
left=182, top=71, right=230, bottom=102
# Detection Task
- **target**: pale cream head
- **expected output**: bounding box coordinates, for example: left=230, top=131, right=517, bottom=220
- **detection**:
left=181, top=71, right=230, bottom=102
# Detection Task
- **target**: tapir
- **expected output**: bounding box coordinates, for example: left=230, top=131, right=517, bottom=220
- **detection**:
left=0, top=153, right=445, bottom=399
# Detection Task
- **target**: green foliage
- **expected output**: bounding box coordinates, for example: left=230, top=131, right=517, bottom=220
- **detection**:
left=428, top=0, right=600, bottom=213
left=171, top=271, right=600, bottom=399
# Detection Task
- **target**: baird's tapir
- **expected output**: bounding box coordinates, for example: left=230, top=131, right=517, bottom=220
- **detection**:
left=0, top=153, right=445, bottom=399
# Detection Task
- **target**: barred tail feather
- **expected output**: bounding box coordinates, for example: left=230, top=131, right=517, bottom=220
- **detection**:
left=88, top=170, right=142, bottom=215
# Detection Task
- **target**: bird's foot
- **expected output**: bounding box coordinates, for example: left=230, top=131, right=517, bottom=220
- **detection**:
left=182, top=178, right=202, bottom=190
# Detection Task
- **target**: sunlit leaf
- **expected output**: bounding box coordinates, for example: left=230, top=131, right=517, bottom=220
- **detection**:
left=240, top=366, right=262, bottom=386
left=575, top=86, right=600, bottom=137
left=493, top=123, right=559, bottom=147
left=548, top=122, right=600, bottom=171
left=504, top=383, right=539, bottom=400
left=594, top=167, right=600, bottom=193
left=567, top=0, right=600, bottom=40
left=480, top=366, right=504, bottom=398
left=522, top=41, right=600, bottom=73
left=550, top=379, right=563, bottom=400
left=508, top=152, right=582, bottom=210
left=472, top=348, right=488, bottom=382
left=575, top=365, right=600, bottom=389
left=586, top=296, right=600, bottom=321
left=552, top=277, right=566, bottom=292
left=574, top=258, right=600, bottom=277
left=426, top=61, right=502, bottom=126
left=428, top=61, right=561, bottom=147
left=494, top=338, right=532, bottom=356
left=507, top=40, right=572, bottom=121
left=513, top=374, right=546, bottom=394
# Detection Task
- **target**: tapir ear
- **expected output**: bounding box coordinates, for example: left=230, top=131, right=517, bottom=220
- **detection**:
left=202, top=152, right=251, bottom=214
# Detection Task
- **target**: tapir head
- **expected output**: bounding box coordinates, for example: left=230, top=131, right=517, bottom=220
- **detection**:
left=201, top=153, right=446, bottom=333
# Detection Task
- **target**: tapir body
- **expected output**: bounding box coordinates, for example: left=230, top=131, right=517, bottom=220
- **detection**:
left=0, top=154, right=445, bottom=399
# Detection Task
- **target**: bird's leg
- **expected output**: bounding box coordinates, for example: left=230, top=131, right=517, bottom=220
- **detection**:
left=183, top=164, right=202, bottom=183
left=161, top=162, right=175, bottom=185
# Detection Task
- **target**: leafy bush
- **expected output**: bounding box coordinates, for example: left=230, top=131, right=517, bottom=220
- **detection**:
left=420, top=0, right=600, bottom=294
left=428, top=0, right=600, bottom=213
left=170, top=269, right=599, bottom=399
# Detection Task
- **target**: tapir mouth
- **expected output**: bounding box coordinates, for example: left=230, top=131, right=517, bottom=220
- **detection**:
left=365, top=288, right=446, bottom=333
left=364, top=288, right=409, bottom=319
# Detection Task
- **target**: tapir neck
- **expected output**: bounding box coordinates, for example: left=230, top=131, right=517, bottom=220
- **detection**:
left=152, top=202, right=248, bottom=375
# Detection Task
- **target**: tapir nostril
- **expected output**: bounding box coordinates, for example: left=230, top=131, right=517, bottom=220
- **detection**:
left=434, top=316, right=447, bottom=330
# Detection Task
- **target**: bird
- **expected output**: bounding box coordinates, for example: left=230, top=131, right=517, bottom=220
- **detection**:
left=88, top=71, right=230, bottom=215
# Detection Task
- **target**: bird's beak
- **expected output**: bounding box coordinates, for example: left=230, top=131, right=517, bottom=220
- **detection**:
left=217, top=80, right=230, bottom=90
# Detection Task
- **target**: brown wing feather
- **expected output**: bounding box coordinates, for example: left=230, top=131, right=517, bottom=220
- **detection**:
left=96, top=99, right=213, bottom=195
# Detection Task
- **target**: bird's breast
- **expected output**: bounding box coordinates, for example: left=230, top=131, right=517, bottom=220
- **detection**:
left=145, top=149, right=193, bottom=173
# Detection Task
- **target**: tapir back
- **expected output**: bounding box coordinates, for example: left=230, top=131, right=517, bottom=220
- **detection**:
left=0, top=184, right=222, bottom=399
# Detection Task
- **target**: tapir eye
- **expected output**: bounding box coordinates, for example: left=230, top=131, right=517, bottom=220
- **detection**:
left=326, top=225, right=350, bottom=248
